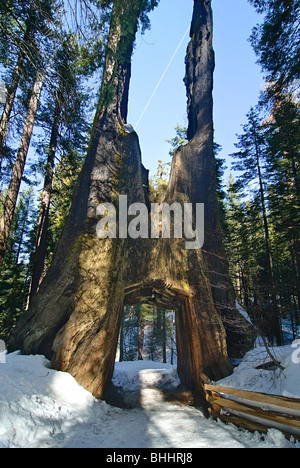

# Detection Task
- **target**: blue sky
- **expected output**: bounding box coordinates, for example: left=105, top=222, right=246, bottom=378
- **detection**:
left=127, top=0, right=264, bottom=179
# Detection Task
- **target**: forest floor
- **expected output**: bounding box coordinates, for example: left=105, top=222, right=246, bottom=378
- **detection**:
left=0, top=346, right=300, bottom=448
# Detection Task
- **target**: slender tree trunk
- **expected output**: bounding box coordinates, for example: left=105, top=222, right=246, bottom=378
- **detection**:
left=138, top=315, right=145, bottom=360
left=119, top=308, right=125, bottom=362
left=290, top=244, right=300, bottom=319
left=170, top=315, right=175, bottom=365
left=0, top=19, right=35, bottom=177
left=255, top=135, right=283, bottom=345
left=0, top=69, right=45, bottom=271
left=29, top=99, right=60, bottom=304
left=15, top=208, right=29, bottom=265
left=0, top=52, right=25, bottom=176
left=162, top=308, right=167, bottom=363
left=291, top=159, right=300, bottom=207
left=289, top=287, right=296, bottom=340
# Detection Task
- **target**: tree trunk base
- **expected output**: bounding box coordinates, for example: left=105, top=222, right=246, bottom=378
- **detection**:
left=8, top=129, right=254, bottom=402
left=8, top=0, right=255, bottom=404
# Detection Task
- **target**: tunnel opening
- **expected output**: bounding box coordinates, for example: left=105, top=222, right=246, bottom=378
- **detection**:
left=117, top=282, right=180, bottom=365
left=102, top=281, right=205, bottom=409
left=117, top=303, right=177, bottom=365
left=102, top=281, right=201, bottom=408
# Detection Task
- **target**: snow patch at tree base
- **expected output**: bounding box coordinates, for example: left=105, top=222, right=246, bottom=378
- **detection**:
left=0, top=350, right=299, bottom=448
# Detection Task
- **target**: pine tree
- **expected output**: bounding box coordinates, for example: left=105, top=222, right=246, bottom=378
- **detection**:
left=266, top=95, right=300, bottom=326
left=0, top=0, right=61, bottom=176
left=166, top=124, right=188, bottom=157
left=118, top=303, right=175, bottom=363
left=29, top=35, right=90, bottom=302
left=214, top=142, right=228, bottom=234
left=0, top=67, right=45, bottom=271
left=0, top=188, right=36, bottom=340
left=231, top=106, right=283, bottom=344
left=245, top=0, right=300, bottom=341
left=149, top=160, right=170, bottom=202
left=0, top=0, right=64, bottom=270
left=249, top=0, right=300, bottom=97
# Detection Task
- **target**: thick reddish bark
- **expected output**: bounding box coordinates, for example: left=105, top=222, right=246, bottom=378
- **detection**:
left=9, top=0, right=254, bottom=402
left=0, top=69, right=45, bottom=270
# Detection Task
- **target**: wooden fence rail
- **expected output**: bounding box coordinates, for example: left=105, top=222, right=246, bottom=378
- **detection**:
left=204, top=384, right=300, bottom=440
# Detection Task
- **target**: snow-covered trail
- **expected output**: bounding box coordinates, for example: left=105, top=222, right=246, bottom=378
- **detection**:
left=65, top=389, right=269, bottom=449
left=0, top=353, right=299, bottom=448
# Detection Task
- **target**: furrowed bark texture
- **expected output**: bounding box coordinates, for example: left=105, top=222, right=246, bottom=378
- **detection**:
left=0, top=69, right=45, bottom=270
left=9, top=0, right=254, bottom=402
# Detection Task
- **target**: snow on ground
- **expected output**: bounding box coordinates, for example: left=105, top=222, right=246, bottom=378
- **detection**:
left=217, top=341, right=300, bottom=399
left=112, top=360, right=179, bottom=391
left=0, top=350, right=300, bottom=448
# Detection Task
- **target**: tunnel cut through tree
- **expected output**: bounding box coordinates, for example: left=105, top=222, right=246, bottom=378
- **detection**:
left=9, top=0, right=255, bottom=402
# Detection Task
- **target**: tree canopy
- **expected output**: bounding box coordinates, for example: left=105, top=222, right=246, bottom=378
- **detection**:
left=249, top=0, right=300, bottom=96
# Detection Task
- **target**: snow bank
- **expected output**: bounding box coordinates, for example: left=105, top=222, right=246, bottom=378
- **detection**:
left=0, top=352, right=111, bottom=448
left=0, top=351, right=299, bottom=448
left=217, top=342, right=300, bottom=399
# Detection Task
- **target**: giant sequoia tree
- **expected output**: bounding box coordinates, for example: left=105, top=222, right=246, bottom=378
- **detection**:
left=9, top=0, right=254, bottom=402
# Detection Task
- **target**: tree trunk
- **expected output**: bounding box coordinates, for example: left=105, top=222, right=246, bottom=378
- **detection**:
left=170, top=315, right=175, bottom=366
left=138, top=315, right=145, bottom=361
left=290, top=244, right=300, bottom=322
left=255, top=134, right=283, bottom=345
left=119, top=308, right=124, bottom=362
left=15, top=204, right=30, bottom=265
left=28, top=97, right=61, bottom=304
left=162, top=308, right=167, bottom=364
left=0, top=51, right=25, bottom=176
left=9, top=0, right=255, bottom=402
left=0, top=16, right=36, bottom=177
left=0, top=69, right=45, bottom=271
